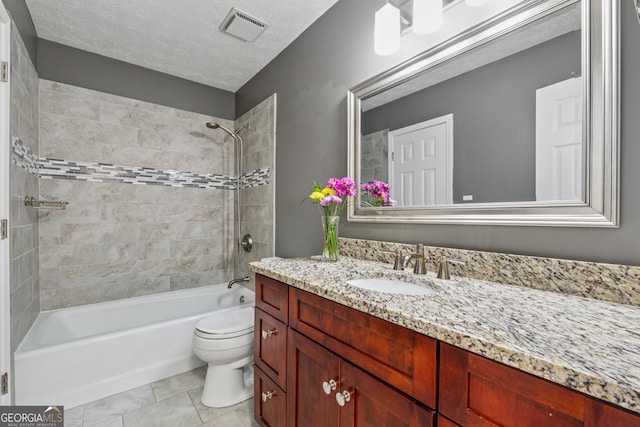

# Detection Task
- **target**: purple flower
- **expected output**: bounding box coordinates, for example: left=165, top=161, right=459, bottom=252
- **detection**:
left=328, top=177, right=357, bottom=198
left=362, top=180, right=394, bottom=207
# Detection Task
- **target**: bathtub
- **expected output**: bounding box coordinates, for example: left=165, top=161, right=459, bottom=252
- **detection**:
left=14, top=284, right=255, bottom=408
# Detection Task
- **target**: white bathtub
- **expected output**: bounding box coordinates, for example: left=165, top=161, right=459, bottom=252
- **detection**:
left=14, top=284, right=255, bottom=408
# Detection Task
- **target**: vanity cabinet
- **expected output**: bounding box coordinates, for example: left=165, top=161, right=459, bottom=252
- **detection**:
left=439, top=343, right=640, bottom=427
left=255, top=274, right=640, bottom=427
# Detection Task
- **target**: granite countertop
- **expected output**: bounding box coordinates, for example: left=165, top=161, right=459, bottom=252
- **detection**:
left=250, top=256, right=640, bottom=415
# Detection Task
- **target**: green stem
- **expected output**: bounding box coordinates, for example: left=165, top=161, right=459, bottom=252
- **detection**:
left=322, top=215, right=340, bottom=261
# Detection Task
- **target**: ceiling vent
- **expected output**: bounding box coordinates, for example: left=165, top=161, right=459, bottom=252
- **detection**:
left=220, top=8, right=268, bottom=42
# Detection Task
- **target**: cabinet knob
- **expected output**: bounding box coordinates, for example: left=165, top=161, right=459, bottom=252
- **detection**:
left=322, top=379, right=337, bottom=395
left=262, top=329, right=278, bottom=339
left=261, top=390, right=275, bottom=402
left=336, top=390, right=352, bottom=407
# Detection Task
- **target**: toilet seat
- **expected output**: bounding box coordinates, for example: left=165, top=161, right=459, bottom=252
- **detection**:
left=195, top=307, right=254, bottom=339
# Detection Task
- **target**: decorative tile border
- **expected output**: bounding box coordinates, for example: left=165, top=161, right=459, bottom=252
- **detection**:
left=12, top=137, right=270, bottom=190
left=339, top=237, right=640, bottom=307
left=11, top=137, right=39, bottom=176
left=242, top=168, right=270, bottom=188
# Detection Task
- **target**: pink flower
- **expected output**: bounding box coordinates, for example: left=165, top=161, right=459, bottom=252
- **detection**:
left=320, top=194, right=342, bottom=206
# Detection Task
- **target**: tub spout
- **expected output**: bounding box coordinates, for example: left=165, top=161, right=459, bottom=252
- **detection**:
left=228, top=276, right=250, bottom=289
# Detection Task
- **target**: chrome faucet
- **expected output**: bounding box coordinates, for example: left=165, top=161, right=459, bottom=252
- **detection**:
left=228, top=276, right=250, bottom=289
left=407, top=244, right=427, bottom=275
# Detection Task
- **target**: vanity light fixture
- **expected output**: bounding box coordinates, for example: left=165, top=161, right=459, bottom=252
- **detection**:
left=374, top=0, right=494, bottom=55
left=374, top=3, right=401, bottom=55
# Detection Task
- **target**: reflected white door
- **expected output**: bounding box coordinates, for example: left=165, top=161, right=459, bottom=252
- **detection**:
left=535, top=76, right=583, bottom=201
left=389, top=114, right=453, bottom=206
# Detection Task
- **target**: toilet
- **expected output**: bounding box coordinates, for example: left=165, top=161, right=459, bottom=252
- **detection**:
left=192, top=306, right=255, bottom=408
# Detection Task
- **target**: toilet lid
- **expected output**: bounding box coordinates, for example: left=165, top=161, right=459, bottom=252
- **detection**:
left=196, top=306, right=254, bottom=336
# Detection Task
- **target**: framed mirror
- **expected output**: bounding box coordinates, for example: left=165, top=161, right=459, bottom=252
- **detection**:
left=347, top=0, right=619, bottom=227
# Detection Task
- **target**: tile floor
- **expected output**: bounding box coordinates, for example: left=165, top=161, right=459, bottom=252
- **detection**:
left=63, top=367, right=259, bottom=427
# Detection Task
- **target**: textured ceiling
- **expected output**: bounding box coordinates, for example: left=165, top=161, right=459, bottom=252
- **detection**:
left=25, top=0, right=339, bottom=92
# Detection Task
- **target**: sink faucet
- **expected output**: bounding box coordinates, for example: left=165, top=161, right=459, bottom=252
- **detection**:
left=228, top=276, right=250, bottom=289
left=409, top=244, right=427, bottom=275
left=401, top=244, right=427, bottom=275
left=383, top=249, right=405, bottom=270
left=436, top=256, right=466, bottom=280
left=384, top=244, right=427, bottom=274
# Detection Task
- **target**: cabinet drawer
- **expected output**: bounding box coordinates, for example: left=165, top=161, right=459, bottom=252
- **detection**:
left=439, top=343, right=640, bottom=427
left=255, top=308, right=288, bottom=390
left=255, top=366, right=286, bottom=427
left=289, top=287, right=437, bottom=408
left=256, top=274, right=289, bottom=323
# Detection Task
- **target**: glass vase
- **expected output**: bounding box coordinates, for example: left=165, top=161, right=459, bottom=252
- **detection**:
left=321, top=215, right=340, bottom=262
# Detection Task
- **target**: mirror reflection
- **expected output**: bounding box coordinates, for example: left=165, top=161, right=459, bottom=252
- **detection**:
left=359, top=2, right=582, bottom=207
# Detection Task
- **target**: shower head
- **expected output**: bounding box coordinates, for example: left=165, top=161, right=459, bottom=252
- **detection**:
left=206, top=122, right=250, bottom=137
left=206, top=122, right=235, bottom=139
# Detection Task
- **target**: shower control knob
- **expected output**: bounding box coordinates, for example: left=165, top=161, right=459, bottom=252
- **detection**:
left=336, top=390, right=352, bottom=407
left=261, top=390, right=275, bottom=402
left=322, top=379, right=337, bottom=395
left=262, top=329, right=278, bottom=339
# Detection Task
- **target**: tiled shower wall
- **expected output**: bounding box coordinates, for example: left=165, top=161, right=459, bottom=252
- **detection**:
left=9, top=20, right=39, bottom=360
left=38, top=80, right=237, bottom=310
left=234, top=95, right=276, bottom=285
left=360, top=129, right=388, bottom=185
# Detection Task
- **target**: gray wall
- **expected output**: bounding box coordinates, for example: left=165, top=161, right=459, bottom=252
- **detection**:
left=237, top=0, right=640, bottom=266
left=1, top=0, right=36, bottom=65
left=362, top=31, right=581, bottom=204
left=38, top=40, right=235, bottom=120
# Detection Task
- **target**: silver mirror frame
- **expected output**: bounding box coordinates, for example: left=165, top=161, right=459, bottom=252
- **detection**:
left=347, top=0, right=619, bottom=227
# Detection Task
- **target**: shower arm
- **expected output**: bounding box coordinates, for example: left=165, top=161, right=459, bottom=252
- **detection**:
left=205, top=122, right=247, bottom=254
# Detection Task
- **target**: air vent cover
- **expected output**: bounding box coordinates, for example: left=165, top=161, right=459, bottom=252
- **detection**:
left=220, top=8, right=268, bottom=42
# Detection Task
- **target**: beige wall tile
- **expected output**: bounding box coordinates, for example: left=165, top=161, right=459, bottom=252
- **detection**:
left=38, top=81, right=239, bottom=309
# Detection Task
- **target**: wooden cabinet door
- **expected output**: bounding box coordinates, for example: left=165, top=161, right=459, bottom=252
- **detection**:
left=439, top=343, right=640, bottom=427
left=437, top=415, right=462, bottom=427
left=338, top=360, right=435, bottom=427
left=287, top=329, right=339, bottom=427
left=289, top=287, right=437, bottom=408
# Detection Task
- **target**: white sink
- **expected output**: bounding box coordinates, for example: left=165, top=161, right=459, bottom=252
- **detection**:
left=345, top=278, right=438, bottom=296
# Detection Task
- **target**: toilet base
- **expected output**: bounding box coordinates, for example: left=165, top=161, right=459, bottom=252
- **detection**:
left=201, top=355, right=254, bottom=408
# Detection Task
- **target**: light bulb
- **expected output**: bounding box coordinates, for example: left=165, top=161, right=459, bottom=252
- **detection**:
left=413, top=0, right=443, bottom=35
left=374, top=3, right=400, bottom=55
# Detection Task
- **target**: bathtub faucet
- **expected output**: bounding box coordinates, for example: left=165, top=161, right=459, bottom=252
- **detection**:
left=228, top=276, right=250, bottom=289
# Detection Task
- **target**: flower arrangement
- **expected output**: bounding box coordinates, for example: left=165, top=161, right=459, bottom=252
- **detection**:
left=361, top=180, right=397, bottom=207
left=307, top=177, right=357, bottom=261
